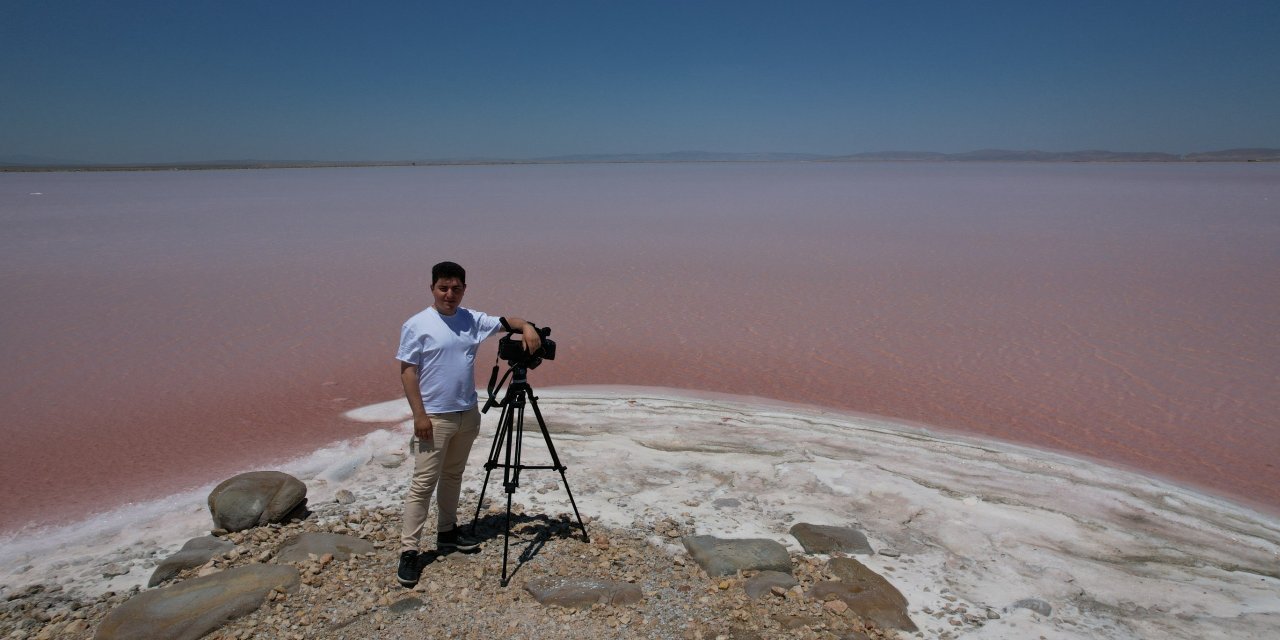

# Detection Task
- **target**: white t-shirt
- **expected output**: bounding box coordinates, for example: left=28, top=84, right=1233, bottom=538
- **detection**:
left=396, top=306, right=504, bottom=413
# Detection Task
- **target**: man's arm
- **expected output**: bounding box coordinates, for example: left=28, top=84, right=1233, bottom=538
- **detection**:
left=399, top=361, right=433, bottom=441
left=500, top=316, right=543, bottom=354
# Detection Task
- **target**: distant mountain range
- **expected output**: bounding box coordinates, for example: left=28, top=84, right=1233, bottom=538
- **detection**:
left=536, top=148, right=1280, bottom=163
left=832, top=148, right=1280, bottom=162
left=530, top=151, right=832, bottom=163
left=3, top=148, right=1278, bottom=170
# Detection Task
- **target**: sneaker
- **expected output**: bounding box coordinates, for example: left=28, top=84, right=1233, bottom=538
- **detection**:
left=396, top=550, right=420, bottom=588
left=437, top=528, right=481, bottom=552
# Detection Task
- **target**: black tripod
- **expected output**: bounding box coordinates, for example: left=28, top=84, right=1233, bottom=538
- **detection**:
left=472, top=362, right=588, bottom=586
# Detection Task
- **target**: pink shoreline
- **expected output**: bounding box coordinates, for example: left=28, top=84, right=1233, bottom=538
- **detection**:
left=2, top=365, right=1277, bottom=535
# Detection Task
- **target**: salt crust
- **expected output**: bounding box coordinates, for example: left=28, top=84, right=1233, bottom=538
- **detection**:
left=2, top=385, right=1278, bottom=639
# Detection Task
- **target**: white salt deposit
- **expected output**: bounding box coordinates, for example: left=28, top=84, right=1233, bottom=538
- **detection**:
left=2, top=386, right=1277, bottom=639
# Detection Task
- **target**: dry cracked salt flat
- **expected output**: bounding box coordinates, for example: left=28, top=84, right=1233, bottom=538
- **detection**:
left=343, top=386, right=1280, bottom=639
left=2, top=386, right=1278, bottom=639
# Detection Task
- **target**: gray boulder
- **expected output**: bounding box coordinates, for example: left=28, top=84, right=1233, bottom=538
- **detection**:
left=1011, top=598, right=1052, bottom=616
left=790, top=523, right=873, bottom=554
left=276, top=532, right=374, bottom=563
left=207, top=471, right=308, bottom=532
left=743, top=570, right=797, bottom=599
left=95, top=564, right=299, bottom=640
left=524, top=577, right=643, bottom=608
left=681, top=535, right=791, bottom=577
left=809, top=557, right=916, bottom=631
left=147, top=536, right=234, bottom=587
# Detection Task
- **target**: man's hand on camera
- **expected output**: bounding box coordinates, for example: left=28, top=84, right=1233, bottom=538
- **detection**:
left=522, top=325, right=542, bottom=354
left=414, top=414, right=433, bottom=442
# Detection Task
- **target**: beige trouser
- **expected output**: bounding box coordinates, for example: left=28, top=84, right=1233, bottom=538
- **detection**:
left=400, top=406, right=481, bottom=552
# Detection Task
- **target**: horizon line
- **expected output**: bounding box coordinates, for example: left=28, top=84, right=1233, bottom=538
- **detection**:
left=4, top=147, right=1280, bottom=171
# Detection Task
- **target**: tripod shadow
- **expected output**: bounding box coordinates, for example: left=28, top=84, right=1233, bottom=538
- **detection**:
left=468, top=511, right=587, bottom=582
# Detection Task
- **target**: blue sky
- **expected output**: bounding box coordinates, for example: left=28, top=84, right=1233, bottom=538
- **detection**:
left=2, top=1, right=1277, bottom=163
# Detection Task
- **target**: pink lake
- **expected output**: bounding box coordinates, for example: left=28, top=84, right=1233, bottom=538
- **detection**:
left=1, top=162, right=1277, bottom=531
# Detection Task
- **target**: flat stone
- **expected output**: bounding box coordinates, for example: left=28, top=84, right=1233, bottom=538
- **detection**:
left=373, top=453, right=406, bottom=469
left=1011, top=598, right=1052, bottom=616
left=276, top=532, right=375, bottom=563
left=524, top=577, right=643, bottom=609
left=148, top=536, right=234, bottom=587
left=809, top=557, right=917, bottom=631
left=388, top=597, right=423, bottom=614
left=681, top=535, right=791, bottom=577
left=789, top=523, right=873, bottom=554
left=95, top=564, right=299, bottom=640
left=207, top=471, right=308, bottom=533
left=712, top=498, right=741, bottom=508
left=101, top=563, right=130, bottom=578
left=743, top=570, right=798, bottom=599
left=825, top=598, right=850, bottom=613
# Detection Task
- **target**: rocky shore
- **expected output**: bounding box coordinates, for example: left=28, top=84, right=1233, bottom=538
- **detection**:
left=2, top=484, right=920, bottom=640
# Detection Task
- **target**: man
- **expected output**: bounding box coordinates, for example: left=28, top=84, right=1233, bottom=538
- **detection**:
left=394, top=261, right=542, bottom=588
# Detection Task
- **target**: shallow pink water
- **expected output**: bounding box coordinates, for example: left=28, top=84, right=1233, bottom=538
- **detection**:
left=2, top=163, right=1277, bottom=530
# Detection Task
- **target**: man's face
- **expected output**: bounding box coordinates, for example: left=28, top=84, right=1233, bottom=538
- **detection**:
left=431, top=277, right=466, bottom=315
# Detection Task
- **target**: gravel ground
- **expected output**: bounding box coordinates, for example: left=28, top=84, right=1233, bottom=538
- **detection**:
left=3, top=496, right=903, bottom=640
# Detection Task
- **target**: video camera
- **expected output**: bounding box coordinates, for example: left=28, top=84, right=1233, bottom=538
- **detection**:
left=497, top=324, right=556, bottom=369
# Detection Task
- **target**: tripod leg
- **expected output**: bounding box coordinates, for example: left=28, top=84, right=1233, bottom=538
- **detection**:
left=499, top=389, right=523, bottom=587
left=558, top=468, right=589, bottom=542
left=472, top=470, right=492, bottom=538
left=473, top=399, right=514, bottom=536
left=526, top=393, right=590, bottom=542
left=502, top=489, right=513, bottom=586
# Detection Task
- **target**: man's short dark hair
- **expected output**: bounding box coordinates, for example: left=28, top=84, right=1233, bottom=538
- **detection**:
left=431, top=261, right=466, bottom=286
